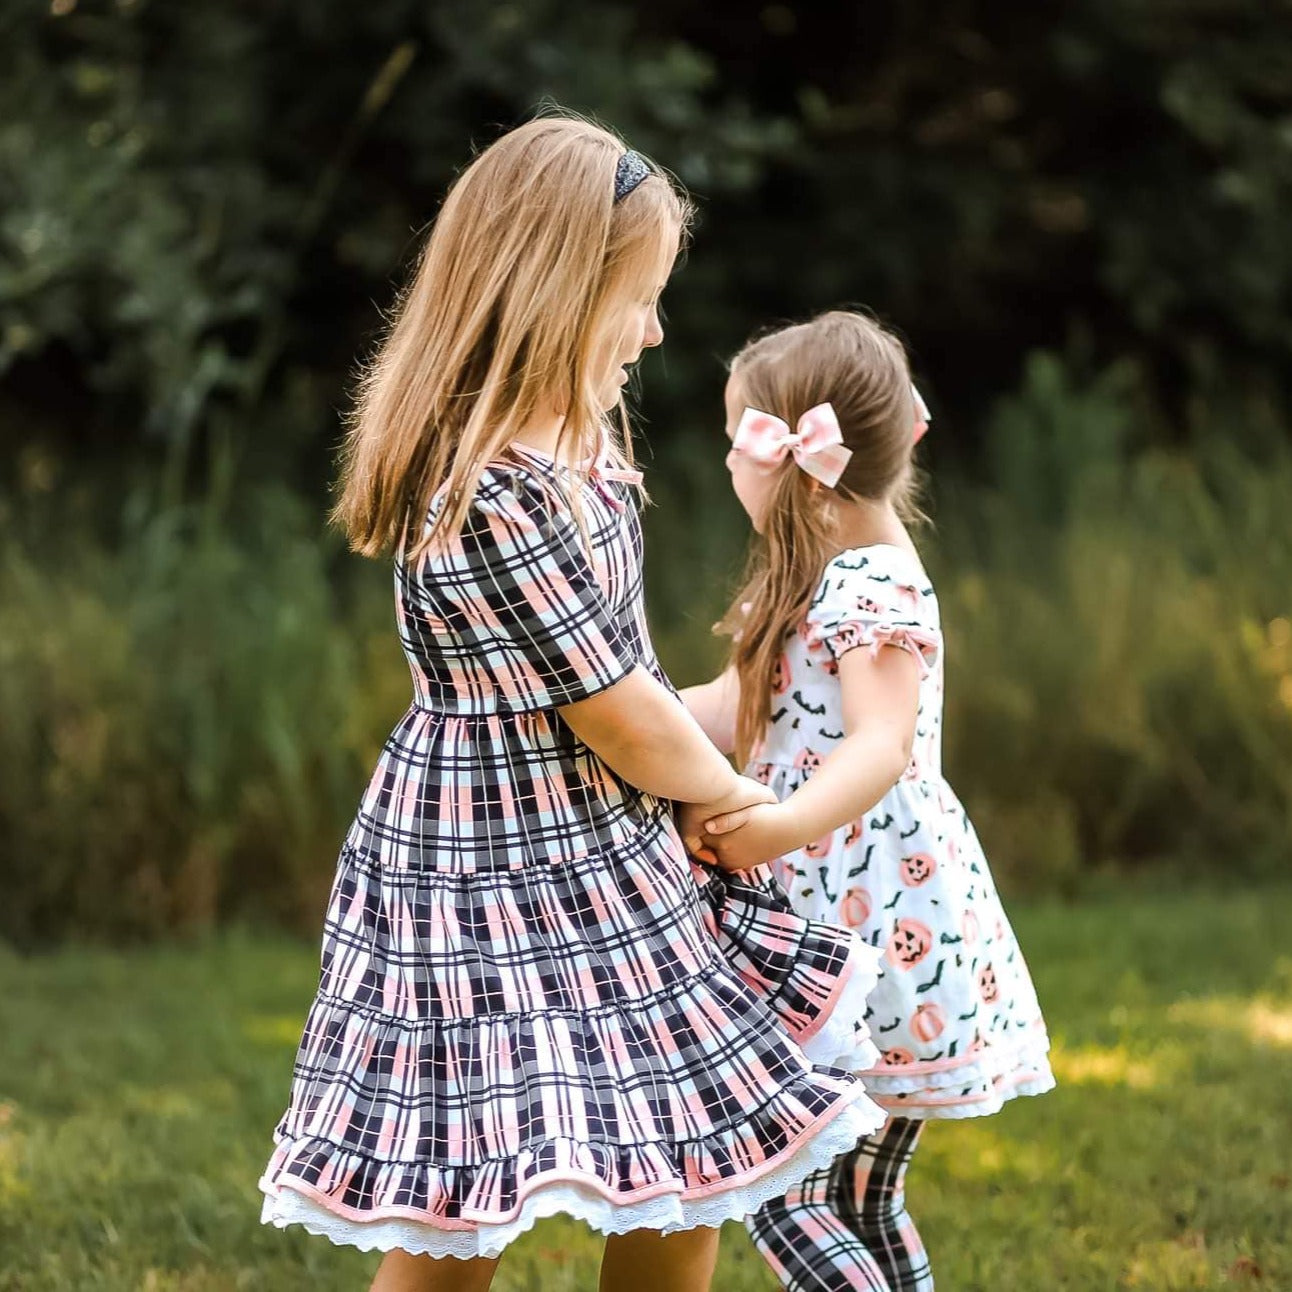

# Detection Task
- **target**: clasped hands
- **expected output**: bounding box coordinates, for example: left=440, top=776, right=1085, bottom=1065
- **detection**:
left=678, top=775, right=798, bottom=873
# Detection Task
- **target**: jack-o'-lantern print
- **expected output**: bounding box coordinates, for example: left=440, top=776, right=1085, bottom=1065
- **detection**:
left=887, top=918, right=933, bottom=970
left=900, top=852, right=937, bottom=886
left=828, top=621, right=863, bottom=654
left=771, top=652, right=792, bottom=695
left=739, top=544, right=1053, bottom=1121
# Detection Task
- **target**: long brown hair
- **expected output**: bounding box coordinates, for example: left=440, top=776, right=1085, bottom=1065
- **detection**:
left=721, top=311, right=921, bottom=763
left=333, top=114, right=692, bottom=557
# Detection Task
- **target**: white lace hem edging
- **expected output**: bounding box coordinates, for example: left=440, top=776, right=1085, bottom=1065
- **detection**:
left=797, top=938, right=883, bottom=1072
left=260, top=1097, right=887, bottom=1259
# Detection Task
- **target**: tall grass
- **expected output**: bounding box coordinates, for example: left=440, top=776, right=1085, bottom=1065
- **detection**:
left=2, top=359, right=1289, bottom=941
left=931, top=355, right=1292, bottom=889
left=0, top=486, right=408, bottom=945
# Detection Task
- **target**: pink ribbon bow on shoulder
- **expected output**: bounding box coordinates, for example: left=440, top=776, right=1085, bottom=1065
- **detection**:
left=732, top=402, right=853, bottom=489
left=587, top=427, right=644, bottom=513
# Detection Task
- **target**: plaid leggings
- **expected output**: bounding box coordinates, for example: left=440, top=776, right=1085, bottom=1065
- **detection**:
left=746, top=1118, right=932, bottom=1291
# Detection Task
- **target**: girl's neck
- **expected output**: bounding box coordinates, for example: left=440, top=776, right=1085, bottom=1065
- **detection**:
left=826, top=495, right=915, bottom=559
left=511, top=411, right=579, bottom=464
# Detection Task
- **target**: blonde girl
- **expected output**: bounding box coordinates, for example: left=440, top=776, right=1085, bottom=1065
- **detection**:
left=258, top=121, right=885, bottom=1292
left=684, top=311, right=1054, bottom=1290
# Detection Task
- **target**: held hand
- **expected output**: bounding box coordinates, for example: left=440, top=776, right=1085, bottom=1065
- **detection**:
left=679, top=775, right=776, bottom=862
left=700, top=774, right=778, bottom=821
left=699, top=801, right=798, bottom=872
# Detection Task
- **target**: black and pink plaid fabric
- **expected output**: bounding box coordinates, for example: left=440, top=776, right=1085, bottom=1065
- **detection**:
left=747, top=1119, right=932, bottom=1292
left=260, top=449, right=869, bottom=1239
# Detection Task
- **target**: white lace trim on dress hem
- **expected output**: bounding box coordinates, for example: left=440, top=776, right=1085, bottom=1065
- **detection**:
left=260, top=1096, right=888, bottom=1260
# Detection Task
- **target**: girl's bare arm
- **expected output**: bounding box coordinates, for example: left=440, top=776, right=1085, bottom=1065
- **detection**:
left=678, top=667, right=740, bottom=758
left=561, top=665, right=772, bottom=825
left=698, top=646, right=920, bottom=870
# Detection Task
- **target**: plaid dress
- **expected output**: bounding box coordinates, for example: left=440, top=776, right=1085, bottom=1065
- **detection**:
left=259, top=446, right=885, bottom=1259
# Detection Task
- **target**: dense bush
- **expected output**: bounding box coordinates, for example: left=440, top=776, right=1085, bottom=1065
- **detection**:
left=3, top=359, right=1288, bottom=943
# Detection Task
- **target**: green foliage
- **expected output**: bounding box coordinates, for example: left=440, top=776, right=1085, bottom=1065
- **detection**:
left=0, top=484, right=408, bottom=944
left=0, top=0, right=791, bottom=481
left=3, top=358, right=1288, bottom=941
left=4, top=0, right=1292, bottom=482
left=1, top=887, right=1289, bottom=1288
left=930, top=354, right=1292, bottom=889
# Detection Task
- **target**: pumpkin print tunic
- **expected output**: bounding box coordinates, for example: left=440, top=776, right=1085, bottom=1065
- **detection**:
left=753, top=544, right=1055, bottom=1118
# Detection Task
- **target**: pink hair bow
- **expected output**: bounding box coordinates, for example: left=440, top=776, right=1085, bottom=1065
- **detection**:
left=732, top=402, right=853, bottom=489
left=912, top=385, right=931, bottom=445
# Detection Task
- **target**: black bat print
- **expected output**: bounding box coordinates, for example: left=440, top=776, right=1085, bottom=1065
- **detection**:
left=939, top=932, right=962, bottom=945
left=769, top=707, right=788, bottom=724
left=821, top=728, right=844, bottom=741
left=877, top=1016, right=902, bottom=1033
left=915, top=962, right=944, bottom=994
left=899, top=821, right=921, bottom=840
left=869, top=813, right=894, bottom=830
left=883, top=891, right=902, bottom=910
left=957, top=1005, right=979, bottom=1021
left=818, top=868, right=840, bottom=905
left=845, top=846, right=875, bottom=877
left=792, top=690, right=827, bottom=716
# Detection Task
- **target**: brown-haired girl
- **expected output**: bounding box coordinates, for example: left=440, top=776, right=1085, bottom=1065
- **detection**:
left=683, top=310, right=1055, bottom=1290
left=257, top=121, right=887, bottom=1292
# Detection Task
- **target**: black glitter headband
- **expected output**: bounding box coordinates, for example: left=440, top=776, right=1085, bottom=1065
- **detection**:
left=613, top=151, right=650, bottom=203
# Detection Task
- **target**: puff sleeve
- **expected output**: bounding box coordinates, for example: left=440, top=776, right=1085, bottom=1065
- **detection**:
left=805, top=547, right=941, bottom=677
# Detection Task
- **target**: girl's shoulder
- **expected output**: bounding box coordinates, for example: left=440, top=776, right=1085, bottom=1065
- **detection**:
left=407, top=455, right=572, bottom=572
left=819, top=543, right=934, bottom=601
left=454, top=452, right=573, bottom=523
left=804, top=543, right=942, bottom=670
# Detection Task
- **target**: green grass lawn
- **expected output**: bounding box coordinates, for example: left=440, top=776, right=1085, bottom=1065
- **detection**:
left=1, top=885, right=1290, bottom=1291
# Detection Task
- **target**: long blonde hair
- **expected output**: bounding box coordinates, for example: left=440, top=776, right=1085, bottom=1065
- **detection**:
left=333, top=114, right=692, bottom=556
left=721, top=311, right=921, bottom=764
